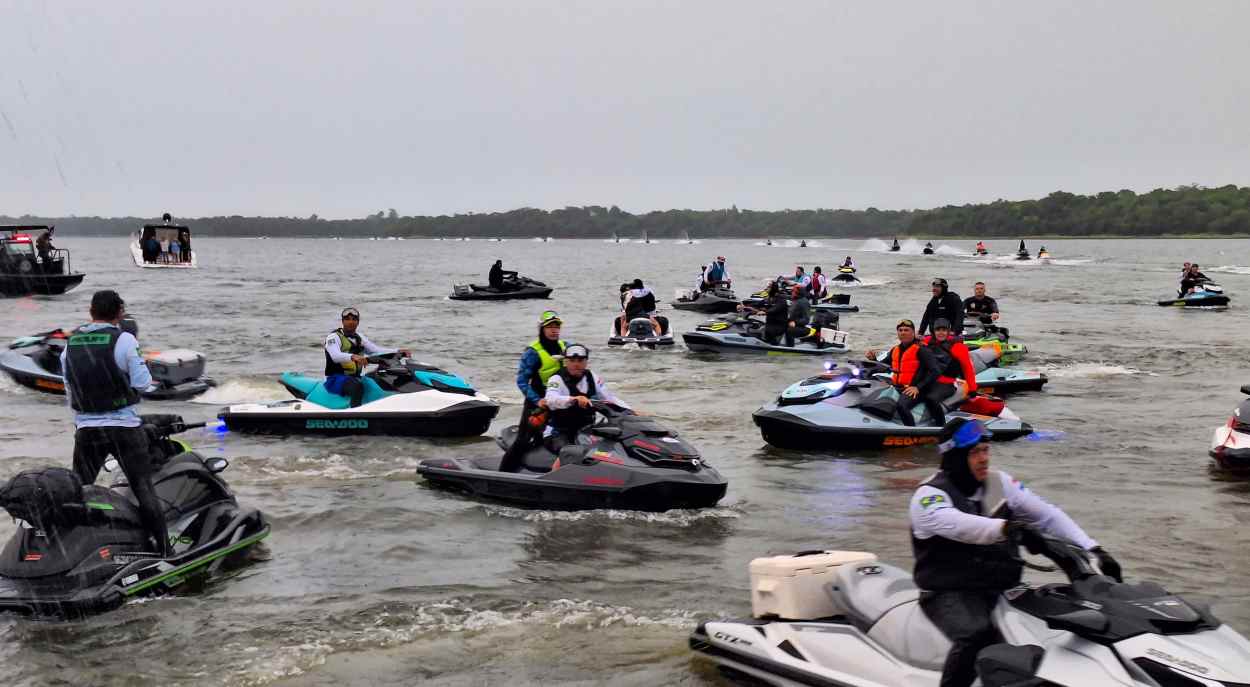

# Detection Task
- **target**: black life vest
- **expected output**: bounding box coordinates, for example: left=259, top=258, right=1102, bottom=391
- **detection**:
left=324, top=329, right=365, bottom=376
left=624, top=289, right=656, bottom=319
left=912, top=470, right=1021, bottom=591
left=965, top=296, right=997, bottom=316
left=548, top=368, right=598, bottom=435
left=63, top=325, right=142, bottom=413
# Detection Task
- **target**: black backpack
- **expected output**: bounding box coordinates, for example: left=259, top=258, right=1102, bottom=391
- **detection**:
left=0, top=467, right=84, bottom=530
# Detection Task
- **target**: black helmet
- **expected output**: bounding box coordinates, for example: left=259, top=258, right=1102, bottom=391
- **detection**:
left=931, top=277, right=948, bottom=289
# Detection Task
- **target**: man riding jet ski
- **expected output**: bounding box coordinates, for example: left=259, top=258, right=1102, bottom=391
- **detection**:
left=692, top=426, right=1244, bottom=687
left=0, top=317, right=215, bottom=400
left=831, top=257, right=861, bottom=286
left=1160, top=263, right=1230, bottom=307
left=610, top=279, right=672, bottom=348
left=975, top=241, right=988, bottom=255
left=890, top=238, right=901, bottom=251
left=923, top=242, right=935, bottom=255
left=684, top=285, right=850, bottom=356
left=417, top=344, right=726, bottom=511
left=218, top=308, right=496, bottom=435
left=0, top=415, right=269, bottom=619
left=1210, top=384, right=1250, bottom=473
left=451, top=263, right=552, bottom=300
left=1016, top=239, right=1030, bottom=260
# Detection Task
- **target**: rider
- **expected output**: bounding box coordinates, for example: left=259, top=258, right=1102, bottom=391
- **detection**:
left=621, top=278, right=664, bottom=335
left=911, top=418, right=1121, bottom=687
left=489, top=260, right=519, bottom=290
left=808, top=266, right=828, bottom=301
left=702, top=256, right=730, bottom=291
left=923, top=318, right=978, bottom=412
left=60, top=290, right=168, bottom=556
left=975, top=240, right=986, bottom=254
left=500, top=310, right=566, bottom=472
left=542, top=343, right=630, bottom=454
left=919, top=278, right=965, bottom=337
left=791, top=265, right=810, bottom=290
left=841, top=255, right=855, bottom=269
left=323, top=307, right=409, bottom=408
left=740, top=282, right=790, bottom=345
left=1179, top=263, right=1210, bottom=295
left=891, top=238, right=900, bottom=250
left=962, top=281, right=1000, bottom=322
left=785, top=285, right=810, bottom=347
left=887, top=319, right=941, bottom=426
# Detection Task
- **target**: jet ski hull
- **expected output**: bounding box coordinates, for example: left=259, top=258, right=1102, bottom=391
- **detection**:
left=1210, top=425, right=1250, bottom=473
left=683, top=331, right=848, bottom=356
left=0, top=272, right=85, bottom=297
left=219, top=400, right=498, bottom=436
left=670, top=293, right=740, bottom=313
left=607, top=334, right=675, bottom=348
left=975, top=370, right=1048, bottom=394
left=0, top=347, right=214, bottom=400
left=1158, top=295, right=1230, bottom=307
left=449, top=286, right=553, bottom=300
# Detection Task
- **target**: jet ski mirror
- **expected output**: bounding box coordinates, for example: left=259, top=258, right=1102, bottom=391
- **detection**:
left=1045, top=609, right=1109, bottom=635
left=204, top=457, right=229, bottom=473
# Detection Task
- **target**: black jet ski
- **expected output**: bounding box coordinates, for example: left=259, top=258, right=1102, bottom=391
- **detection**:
left=416, top=403, right=727, bottom=511
left=671, top=285, right=740, bottom=314
left=219, top=354, right=498, bottom=436
left=752, top=362, right=1033, bottom=449
left=830, top=266, right=860, bottom=285
left=449, top=276, right=552, bottom=300
left=690, top=531, right=1250, bottom=687
left=814, top=293, right=860, bottom=313
left=889, top=240, right=901, bottom=252
left=1210, top=384, right=1250, bottom=473
left=0, top=415, right=269, bottom=619
left=683, top=314, right=850, bottom=356
left=1, top=326, right=216, bottom=400
left=1159, top=280, right=1230, bottom=307
left=608, top=316, right=674, bottom=348
left=922, top=243, right=935, bottom=255
left=799, top=240, right=807, bottom=248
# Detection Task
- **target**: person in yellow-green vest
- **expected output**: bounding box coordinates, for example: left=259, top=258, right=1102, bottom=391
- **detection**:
left=499, top=310, right=566, bottom=472
left=323, top=307, right=410, bottom=407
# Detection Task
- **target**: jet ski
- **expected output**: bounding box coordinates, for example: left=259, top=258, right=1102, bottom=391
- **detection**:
left=608, top=316, right=674, bottom=349
left=1016, top=249, right=1031, bottom=260
left=416, top=402, right=727, bottom=511
left=0, top=415, right=269, bottom=619
left=922, top=244, right=935, bottom=255
left=218, top=354, right=499, bottom=436
left=962, top=318, right=1027, bottom=365
left=889, top=240, right=901, bottom=252
left=1037, top=248, right=1051, bottom=260
left=1159, top=280, right=1230, bottom=307
left=799, top=240, right=807, bottom=248
left=683, top=315, right=850, bottom=356
left=813, top=293, right=860, bottom=313
left=671, top=286, right=740, bottom=314
left=449, top=276, right=552, bottom=300
left=1, top=326, right=216, bottom=400
left=752, top=362, right=1033, bottom=449
left=690, top=531, right=1250, bottom=687
left=1210, top=384, right=1250, bottom=473
left=830, top=266, right=860, bottom=285
left=860, top=353, right=1047, bottom=396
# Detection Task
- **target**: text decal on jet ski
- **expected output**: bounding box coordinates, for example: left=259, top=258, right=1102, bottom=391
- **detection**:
left=306, top=419, right=369, bottom=429
left=883, top=436, right=938, bottom=447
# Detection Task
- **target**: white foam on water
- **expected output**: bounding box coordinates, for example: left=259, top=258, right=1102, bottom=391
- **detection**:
left=243, top=452, right=421, bottom=482
left=188, top=378, right=286, bottom=404
left=1043, top=362, right=1154, bottom=378
left=1210, top=265, right=1250, bottom=275
left=480, top=504, right=741, bottom=525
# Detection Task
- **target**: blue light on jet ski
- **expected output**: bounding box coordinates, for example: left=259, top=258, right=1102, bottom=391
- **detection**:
left=849, top=365, right=861, bottom=377
left=212, top=420, right=230, bottom=434
left=824, top=380, right=846, bottom=394
left=1026, top=429, right=1064, bottom=442
left=823, top=360, right=835, bottom=372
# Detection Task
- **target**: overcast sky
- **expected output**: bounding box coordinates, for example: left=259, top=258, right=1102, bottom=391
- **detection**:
left=2, top=1, right=1247, bottom=219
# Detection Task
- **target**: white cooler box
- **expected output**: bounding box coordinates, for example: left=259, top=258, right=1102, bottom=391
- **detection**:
left=144, top=349, right=206, bottom=385
left=750, top=550, right=877, bottom=620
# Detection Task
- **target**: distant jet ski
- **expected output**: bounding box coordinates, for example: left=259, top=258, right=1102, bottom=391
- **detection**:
left=450, top=276, right=552, bottom=300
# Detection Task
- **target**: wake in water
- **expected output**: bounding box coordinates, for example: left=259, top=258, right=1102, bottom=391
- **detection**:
left=189, top=376, right=288, bottom=404
left=1040, top=362, right=1155, bottom=378
left=753, top=239, right=820, bottom=248
left=1210, top=265, right=1250, bottom=275
left=479, top=503, right=741, bottom=525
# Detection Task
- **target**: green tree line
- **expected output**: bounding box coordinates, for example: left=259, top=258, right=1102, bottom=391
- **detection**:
left=4, top=184, right=1247, bottom=238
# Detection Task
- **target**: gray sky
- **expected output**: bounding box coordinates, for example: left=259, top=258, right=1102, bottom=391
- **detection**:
left=2, top=1, right=1248, bottom=219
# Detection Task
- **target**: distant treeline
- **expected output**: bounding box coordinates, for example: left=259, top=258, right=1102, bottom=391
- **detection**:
left=4, top=184, right=1248, bottom=239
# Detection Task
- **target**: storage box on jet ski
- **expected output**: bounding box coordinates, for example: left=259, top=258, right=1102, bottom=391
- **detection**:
left=143, top=349, right=206, bottom=385
left=750, top=550, right=877, bottom=620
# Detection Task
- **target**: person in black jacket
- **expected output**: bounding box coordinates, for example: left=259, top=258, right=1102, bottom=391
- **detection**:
left=919, top=278, right=964, bottom=337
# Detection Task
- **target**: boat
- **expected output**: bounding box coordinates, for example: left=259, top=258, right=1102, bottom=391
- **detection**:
left=132, top=216, right=197, bottom=268
left=449, top=275, right=553, bottom=300
left=0, top=226, right=85, bottom=297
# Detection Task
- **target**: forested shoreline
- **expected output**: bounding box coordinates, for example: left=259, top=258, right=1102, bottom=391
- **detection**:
left=4, top=184, right=1247, bottom=239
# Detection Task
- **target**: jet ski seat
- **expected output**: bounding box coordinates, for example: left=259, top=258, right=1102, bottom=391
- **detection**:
left=283, top=374, right=390, bottom=409
left=828, top=563, right=951, bottom=670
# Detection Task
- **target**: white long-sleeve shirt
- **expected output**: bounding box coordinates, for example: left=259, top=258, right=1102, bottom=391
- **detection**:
left=910, top=470, right=1097, bottom=550
left=544, top=372, right=629, bottom=410
left=324, top=331, right=395, bottom=365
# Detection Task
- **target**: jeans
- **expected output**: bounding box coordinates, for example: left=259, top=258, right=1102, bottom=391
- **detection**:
left=73, top=426, right=170, bottom=556
left=920, top=589, right=1004, bottom=687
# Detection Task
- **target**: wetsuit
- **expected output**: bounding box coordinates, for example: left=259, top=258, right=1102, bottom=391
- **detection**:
left=919, top=289, right=965, bottom=337
left=889, top=340, right=940, bottom=426
left=912, top=468, right=1096, bottom=687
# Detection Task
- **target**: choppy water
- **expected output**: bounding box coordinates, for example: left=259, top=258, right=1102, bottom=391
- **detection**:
left=2, top=236, right=1249, bottom=686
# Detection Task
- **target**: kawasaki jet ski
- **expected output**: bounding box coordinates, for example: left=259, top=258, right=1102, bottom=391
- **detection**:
left=690, top=531, right=1250, bottom=687
left=683, top=315, right=850, bottom=356
left=830, top=266, right=860, bottom=285
left=0, top=415, right=269, bottom=619
left=752, top=362, right=1032, bottom=449
left=1, top=326, right=216, bottom=400
left=671, top=285, right=740, bottom=314
left=608, top=316, right=674, bottom=349
left=417, top=402, right=727, bottom=511
left=1159, top=280, right=1230, bottom=308
left=1210, top=384, right=1250, bottom=473
left=218, top=354, right=498, bottom=436
left=450, top=275, right=552, bottom=300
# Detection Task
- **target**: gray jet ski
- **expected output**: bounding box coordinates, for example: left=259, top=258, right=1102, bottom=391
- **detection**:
left=608, top=316, right=674, bottom=349
left=683, top=315, right=850, bottom=356
left=671, top=286, right=740, bottom=314
left=752, top=362, right=1033, bottom=449
left=417, top=402, right=727, bottom=511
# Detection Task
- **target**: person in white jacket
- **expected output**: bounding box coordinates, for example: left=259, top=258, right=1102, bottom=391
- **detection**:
left=542, top=344, right=630, bottom=453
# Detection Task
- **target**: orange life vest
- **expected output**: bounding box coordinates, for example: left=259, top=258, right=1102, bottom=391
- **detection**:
left=891, top=342, right=921, bottom=385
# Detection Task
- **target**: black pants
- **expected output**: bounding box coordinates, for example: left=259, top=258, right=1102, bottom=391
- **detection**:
left=763, top=324, right=786, bottom=345
left=73, top=426, right=170, bottom=556
left=920, top=590, right=1003, bottom=687
left=499, top=400, right=543, bottom=472
left=784, top=322, right=808, bottom=347
left=341, top=376, right=365, bottom=407
left=897, top=385, right=949, bottom=426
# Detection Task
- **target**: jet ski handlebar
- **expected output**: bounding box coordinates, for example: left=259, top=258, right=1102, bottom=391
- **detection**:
left=140, top=414, right=206, bottom=437
left=1005, top=523, right=1108, bottom=581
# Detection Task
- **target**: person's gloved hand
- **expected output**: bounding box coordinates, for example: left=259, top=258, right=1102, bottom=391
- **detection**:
left=1003, top=521, right=1048, bottom=555
left=1091, top=547, right=1123, bottom=582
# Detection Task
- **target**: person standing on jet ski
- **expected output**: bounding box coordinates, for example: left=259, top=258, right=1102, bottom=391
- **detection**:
left=702, top=256, right=730, bottom=291
left=59, top=290, right=169, bottom=556
left=911, top=418, right=1122, bottom=687
left=489, top=260, right=519, bottom=291
left=841, top=255, right=855, bottom=269
left=542, top=344, right=630, bottom=454
left=923, top=319, right=978, bottom=401
left=918, top=278, right=964, bottom=337
left=961, top=281, right=1000, bottom=322
left=620, top=278, right=663, bottom=336
left=739, top=282, right=790, bottom=345
left=324, top=307, right=409, bottom=408
left=891, top=238, right=900, bottom=250
left=501, top=311, right=567, bottom=472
